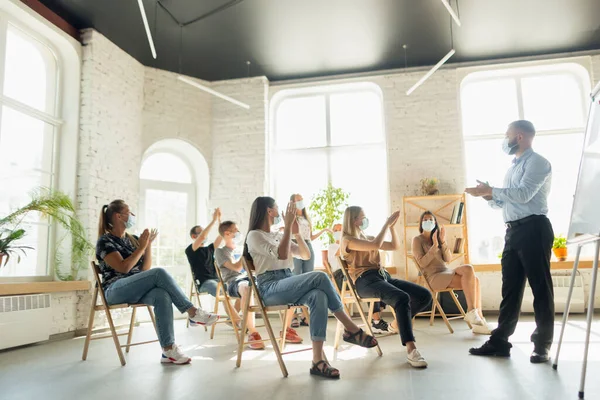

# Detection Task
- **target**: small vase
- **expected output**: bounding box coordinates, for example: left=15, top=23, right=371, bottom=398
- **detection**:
left=553, top=247, right=567, bottom=262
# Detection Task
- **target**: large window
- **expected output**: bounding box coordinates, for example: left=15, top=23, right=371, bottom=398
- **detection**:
left=271, top=83, right=389, bottom=265
left=0, top=23, right=59, bottom=278
left=461, top=63, right=590, bottom=264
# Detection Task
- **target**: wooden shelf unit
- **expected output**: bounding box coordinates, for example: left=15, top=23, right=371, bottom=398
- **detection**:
left=402, top=194, right=469, bottom=280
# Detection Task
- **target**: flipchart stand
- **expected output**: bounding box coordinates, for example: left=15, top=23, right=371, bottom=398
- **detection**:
left=553, top=235, right=600, bottom=399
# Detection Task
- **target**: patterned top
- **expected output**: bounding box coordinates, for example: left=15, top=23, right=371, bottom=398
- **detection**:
left=96, top=234, right=143, bottom=291
left=296, top=217, right=311, bottom=241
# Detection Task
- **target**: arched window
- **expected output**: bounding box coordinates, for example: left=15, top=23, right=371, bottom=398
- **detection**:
left=460, top=62, right=591, bottom=263
left=271, top=83, right=389, bottom=266
left=139, top=140, right=209, bottom=292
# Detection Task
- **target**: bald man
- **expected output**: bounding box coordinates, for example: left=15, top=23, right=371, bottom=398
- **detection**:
left=466, top=120, right=554, bottom=364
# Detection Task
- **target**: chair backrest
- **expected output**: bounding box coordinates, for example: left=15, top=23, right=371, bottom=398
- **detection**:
left=409, top=256, right=436, bottom=292
left=336, top=256, right=362, bottom=299
left=241, top=257, right=265, bottom=308
left=90, top=261, right=110, bottom=306
left=213, top=259, right=225, bottom=282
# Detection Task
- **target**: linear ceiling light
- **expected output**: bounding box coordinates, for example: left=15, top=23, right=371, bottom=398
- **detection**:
left=440, top=0, right=461, bottom=27
left=406, top=49, right=455, bottom=96
left=177, top=76, right=250, bottom=109
left=137, top=0, right=157, bottom=59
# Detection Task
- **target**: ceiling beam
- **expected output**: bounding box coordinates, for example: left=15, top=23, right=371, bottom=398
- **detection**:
left=20, top=0, right=80, bottom=41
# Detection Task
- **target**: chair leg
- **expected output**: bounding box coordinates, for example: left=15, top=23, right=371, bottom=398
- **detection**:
left=210, top=289, right=221, bottom=340
left=429, top=292, right=438, bottom=326
left=187, top=281, right=194, bottom=329
left=435, top=294, right=454, bottom=334
left=81, top=287, right=98, bottom=361
left=450, top=290, right=472, bottom=329
left=224, top=295, right=241, bottom=345
left=263, top=309, right=289, bottom=378
left=334, top=316, right=343, bottom=350
left=125, top=307, right=137, bottom=353
left=236, top=287, right=252, bottom=368
left=281, top=308, right=294, bottom=353
left=105, top=308, right=126, bottom=366
left=367, top=301, right=375, bottom=326
left=196, top=290, right=208, bottom=333
left=354, top=299, right=382, bottom=357
left=300, top=306, right=310, bottom=324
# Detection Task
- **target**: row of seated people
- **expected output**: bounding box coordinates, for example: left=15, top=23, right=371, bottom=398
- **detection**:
left=95, top=195, right=490, bottom=378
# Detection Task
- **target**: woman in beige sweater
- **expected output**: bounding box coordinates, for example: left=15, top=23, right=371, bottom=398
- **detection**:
left=411, top=211, right=491, bottom=335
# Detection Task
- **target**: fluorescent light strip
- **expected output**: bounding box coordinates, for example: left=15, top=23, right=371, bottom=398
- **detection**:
left=178, top=76, right=251, bottom=109
left=406, top=49, right=455, bottom=96
left=440, top=0, right=461, bottom=27
left=137, top=0, right=157, bottom=59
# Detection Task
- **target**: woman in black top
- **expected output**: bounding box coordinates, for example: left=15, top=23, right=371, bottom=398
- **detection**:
left=96, top=199, right=219, bottom=364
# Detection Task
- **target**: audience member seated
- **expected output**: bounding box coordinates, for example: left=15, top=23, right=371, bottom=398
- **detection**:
left=185, top=208, right=223, bottom=298
left=96, top=200, right=218, bottom=365
left=329, top=223, right=395, bottom=334
left=341, top=206, right=432, bottom=368
left=244, top=197, right=378, bottom=379
left=412, top=211, right=491, bottom=334
left=215, top=220, right=265, bottom=350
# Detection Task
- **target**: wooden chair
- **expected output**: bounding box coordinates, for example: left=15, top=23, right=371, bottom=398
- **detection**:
left=322, top=258, right=353, bottom=315
left=411, top=258, right=472, bottom=333
left=82, top=262, right=159, bottom=366
left=211, top=260, right=241, bottom=344
left=333, top=257, right=392, bottom=356
left=236, top=258, right=312, bottom=377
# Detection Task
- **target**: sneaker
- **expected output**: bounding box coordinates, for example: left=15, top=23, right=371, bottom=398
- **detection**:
left=161, top=344, right=191, bottom=365
left=469, top=340, right=511, bottom=357
left=472, top=322, right=492, bottom=335
left=189, top=309, right=220, bottom=326
left=282, top=327, right=303, bottom=344
left=530, top=344, right=551, bottom=364
left=291, top=317, right=300, bottom=328
left=371, top=319, right=391, bottom=334
left=407, top=349, right=428, bottom=368
left=247, top=332, right=266, bottom=350
left=464, top=309, right=485, bottom=326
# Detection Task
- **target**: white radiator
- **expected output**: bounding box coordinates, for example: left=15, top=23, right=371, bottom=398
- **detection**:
left=521, top=271, right=585, bottom=314
left=0, top=294, right=52, bottom=350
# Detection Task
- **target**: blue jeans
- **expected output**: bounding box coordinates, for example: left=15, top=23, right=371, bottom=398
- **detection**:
left=293, top=241, right=315, bottom=275
left=105, top=268, right=194, bottom=348
left=198, top=279, right=218, bottom=297
left=257, top=269, right=343, bottom=342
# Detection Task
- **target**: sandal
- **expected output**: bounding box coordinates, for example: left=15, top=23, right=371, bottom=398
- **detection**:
left=300, top=317, right=309, bottom=327
left=310, top=360, right=340, bottom=379
left=343, top=328, right=378, bottom=348
left=291, top=317, right=300, bottom=328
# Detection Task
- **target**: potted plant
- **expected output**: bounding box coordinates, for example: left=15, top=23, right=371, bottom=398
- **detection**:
left=0, top=188, right=94, bottom=280
left=308, top=184, right=350, bottom=262
left=420, top=178, right=440, bottom=196
left=553, top=235, right=568, bottom=262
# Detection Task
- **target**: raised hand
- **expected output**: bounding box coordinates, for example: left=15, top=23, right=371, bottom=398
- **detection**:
left=387, top=211, right=401, bottom=227
left=149, top=228, right=159, bottom=244
left=439, top=225, right=446, bottom=243
left=432, top=230, right=439, bottom=247
left=283, top=202, right=297, bottom=228
left=212, top=208, right=221, bottom=221
left=138, top=229, right=150, bottom=249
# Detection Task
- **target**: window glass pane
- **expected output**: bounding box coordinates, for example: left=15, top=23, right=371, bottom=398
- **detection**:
left=330, top=91, right=383, bottom=146
left=522, top=74, right=585, bottom=131
left=330, top=146, right=389, bottom=238
left=140, top=153, right=192, bottom=183
left=0, top=222, right=50, bottom=278
left=3, top=25, right=54, bottom=113
left=461, top=79, right=519, bottom=136
left=275, top=96, right=327, bottom=150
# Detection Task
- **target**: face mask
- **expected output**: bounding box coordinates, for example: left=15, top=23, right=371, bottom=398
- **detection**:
left=233, top=232, right=242, bottom=242
left=359, top=217, right=369, bottom=231
left=124, top=213, right=136, bottom=229
left=422, top=220, right=436, bottom=232
left=273, top=215, right=282, bottom=225
left=296, top=200, right=305, bottom=210
left=502, top=137, right=518, bottom=155
left=333, top=231, right=342, bottom=242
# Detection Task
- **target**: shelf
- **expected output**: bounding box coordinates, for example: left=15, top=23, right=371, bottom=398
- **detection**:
left=403, top=195, right=464, bottom=201
left=405, top=224, right=465, bottom=228
left=0, top=280, right=91, bottom=296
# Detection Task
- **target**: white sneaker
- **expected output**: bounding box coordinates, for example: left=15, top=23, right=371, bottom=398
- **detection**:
left=464, top=309, right=485, bottom=326
left=161, top=344, right=191, bottom=364
left=472, top=322, right=492, bottom=335
left=407, top=349, right=428, bottom=368
left=189, top=309, right=220, bottom=326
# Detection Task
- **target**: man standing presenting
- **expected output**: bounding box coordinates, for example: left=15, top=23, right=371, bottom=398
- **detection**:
left=466, top=120, right=554, bottom=363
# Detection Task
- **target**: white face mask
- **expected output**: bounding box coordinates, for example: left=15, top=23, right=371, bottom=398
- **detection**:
left=296, top=200, right=305, bottom=210
left=422, top=220, right=436, bottom=232
left=233, top=232, right=242, bottom=242
left=333, top=231, right=342, bottom=242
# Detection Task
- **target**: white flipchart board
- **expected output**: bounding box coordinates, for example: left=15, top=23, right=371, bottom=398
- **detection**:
left=568, top=81, right=600, bottom=241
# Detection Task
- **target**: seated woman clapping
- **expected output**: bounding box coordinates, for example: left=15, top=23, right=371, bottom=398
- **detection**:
left=96, top=200, right=219, bottom=365
left=411, top=211, right=491, bottom=334
left=244, top=197, right=378, bottom=379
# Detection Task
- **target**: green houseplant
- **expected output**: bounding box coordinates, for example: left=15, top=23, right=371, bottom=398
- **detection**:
left=0, top=188, right=94, bottom=280
left=553, top=235, right=568, bottom=261
left=420, top=178, right=440, bottom=196
left=308, top=184, right=350, bottom=261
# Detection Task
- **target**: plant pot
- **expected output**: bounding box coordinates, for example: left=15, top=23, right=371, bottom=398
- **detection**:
left=321, top=249, right=329, bottom=266
left=553, top=247, right=567, bottom=262
left=426, top=189, right=439, bottom=196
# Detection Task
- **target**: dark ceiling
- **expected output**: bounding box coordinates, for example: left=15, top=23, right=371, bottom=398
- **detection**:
left=39, top=0, right=600, bottom=82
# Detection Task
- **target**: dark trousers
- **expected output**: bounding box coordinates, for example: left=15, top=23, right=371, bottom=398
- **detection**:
left=491, top=216, right=554, bottom=349
left=333, top=269, right=384, bottom=314
left=354, top=269, right=432, bottom=345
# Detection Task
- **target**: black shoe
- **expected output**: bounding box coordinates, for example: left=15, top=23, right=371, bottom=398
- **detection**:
left=371, top=319, right=391, bottom=334
left=299, top=317, right=309, bottom=327
left=469, top=340, right=511, bottom=357
left=530, top=345, right=551, bottom=363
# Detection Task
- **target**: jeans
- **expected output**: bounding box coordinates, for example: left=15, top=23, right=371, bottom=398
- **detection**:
left=333, top=269, right=382, bottom=314
left=257, top=269, right=343, bottom=342
left=354, top=269, right=432, bottom=346
left=198, top=279, right=218, bottom=297
left=105, top=268, right=194, bottom=348
left=293, top=241, right=315, bottom=275
left=491, top=216, right=554, bottom=349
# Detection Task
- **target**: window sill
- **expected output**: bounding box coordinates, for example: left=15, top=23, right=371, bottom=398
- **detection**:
left=474, top=260, right=595, bottom=272
left=0, top=280, right=91, bottom=296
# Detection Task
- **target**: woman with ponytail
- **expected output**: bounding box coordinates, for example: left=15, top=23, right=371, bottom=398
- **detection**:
left=96, top=200, right=219, bottom=364
left=243, top=196, right=378, bottom=379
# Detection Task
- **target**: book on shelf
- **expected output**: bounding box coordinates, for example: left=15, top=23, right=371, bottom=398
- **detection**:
left=455, top=202, right=465, bottom=224
left=453, top=238, right=463, bottom=254
left=450, top=204, right=458, bottom=224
